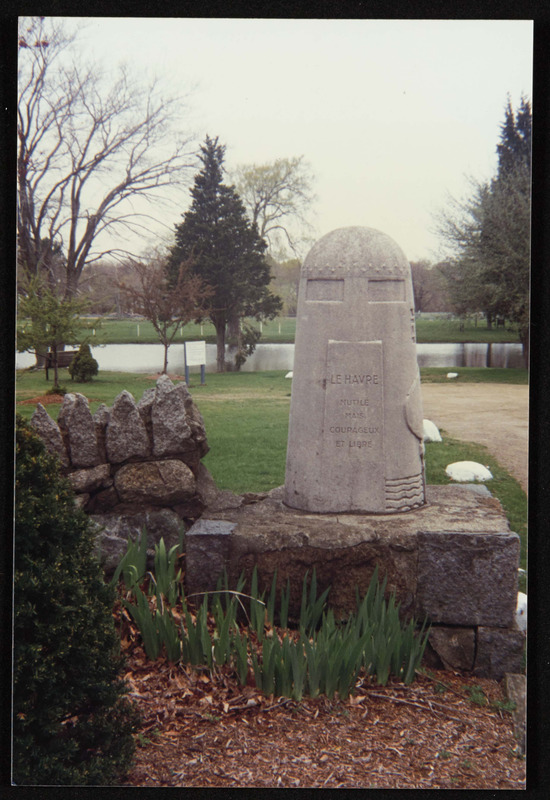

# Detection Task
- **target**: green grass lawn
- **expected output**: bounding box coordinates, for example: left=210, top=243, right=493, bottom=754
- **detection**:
left=14, top=366, right=527, bottom=423
left=16, top=366, right=527, bottom=580
left=414, top=317, right=518, bottom=344
left=21, top=314, right=521, bottom=345
left=420, top=367, right=528, bottom=384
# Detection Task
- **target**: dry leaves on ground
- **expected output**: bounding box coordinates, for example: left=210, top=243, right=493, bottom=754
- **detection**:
left=120, top=639, right=525, bottom=790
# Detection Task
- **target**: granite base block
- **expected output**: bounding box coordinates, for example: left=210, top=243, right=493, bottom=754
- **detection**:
left=185, top=519, right=236, bottom=597
left=416, top=530, right=520, bottom=627
left=184, top=484, right=522, bottom=678
left=428, top=627, right=476, bottom=672
left=474, top=625, right=526, bottom=680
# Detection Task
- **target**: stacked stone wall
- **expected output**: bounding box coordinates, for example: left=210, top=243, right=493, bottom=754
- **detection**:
left=30, top=375, right=213, bottom=571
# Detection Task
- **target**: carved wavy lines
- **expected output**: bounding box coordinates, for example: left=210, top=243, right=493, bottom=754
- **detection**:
left=385, top=473, right=425, bottom=511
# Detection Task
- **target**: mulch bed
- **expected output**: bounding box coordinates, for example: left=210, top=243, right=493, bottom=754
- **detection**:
left=120, top=635, right=525, bottom=789
left=16, top=378, right=184, bottom=406
left=18, top=394, right=69, bottom=405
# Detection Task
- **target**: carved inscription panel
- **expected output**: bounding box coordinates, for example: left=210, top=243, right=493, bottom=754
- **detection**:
left=323, top=340, right=384, bottom=457
left=306, top=278, right=344, bottom=302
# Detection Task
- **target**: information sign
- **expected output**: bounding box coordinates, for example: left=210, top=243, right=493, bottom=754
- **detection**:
left=183, top=341, right=207, bottom=384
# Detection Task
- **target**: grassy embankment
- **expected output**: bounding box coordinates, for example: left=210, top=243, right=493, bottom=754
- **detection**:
left=15, top=367, right=528, bottom=578
left=49, top=315, right=521, bottom=345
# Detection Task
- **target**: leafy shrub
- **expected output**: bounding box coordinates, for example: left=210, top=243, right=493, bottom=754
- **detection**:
left=13, top=416, right=139, bottom=785
left=45, top=384, right=68, bottom=396
left=44, top=386, right=69, bottom=397
left=68, top=342, right=98, bottom=382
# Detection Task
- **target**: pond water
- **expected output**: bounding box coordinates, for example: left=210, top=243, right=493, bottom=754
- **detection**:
left=15, top=341, right=525, bottom=373
left=415, top=342, right=525, bottom=369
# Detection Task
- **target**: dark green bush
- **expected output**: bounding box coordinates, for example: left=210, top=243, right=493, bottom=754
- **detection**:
left=68, top=342, right=98, bottom=382
left=45, top=384, right=68, bottom=396
left=13, top=416, right=139, bottom=785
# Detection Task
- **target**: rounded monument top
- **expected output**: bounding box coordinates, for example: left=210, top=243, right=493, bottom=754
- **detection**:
left=302, top=226, right=410, bottom=278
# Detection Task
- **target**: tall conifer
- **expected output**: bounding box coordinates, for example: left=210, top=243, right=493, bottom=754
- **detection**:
left=497, top=95, right=531, bottom=177
left=167, top=136, right=281, bottom=371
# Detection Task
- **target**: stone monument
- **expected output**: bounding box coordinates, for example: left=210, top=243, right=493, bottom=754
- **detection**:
left=284, top=226, right=426, bottom=513
left=168, top=228, right=523, bottom=678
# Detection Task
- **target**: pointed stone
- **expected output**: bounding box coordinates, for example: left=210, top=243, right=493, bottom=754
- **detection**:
left=137, top=387, right=156, bottom=448
left=30, top=403, right=69, bottom=468
left=137, top=386, right=156, bottom=420
left=93, top=404, right=110, bottom=463
left=155, top=373, right=176, bottom=397
left=106, top=390, right=150, bottom=463
left=180, top=385, right=209, bottom=455
left=151, top=377, right=191, bottom=457
left=57, top=393, right=100, bottom=468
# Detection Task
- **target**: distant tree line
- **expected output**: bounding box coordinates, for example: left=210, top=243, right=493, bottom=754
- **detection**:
left=78, top=255, right=455, bottom=319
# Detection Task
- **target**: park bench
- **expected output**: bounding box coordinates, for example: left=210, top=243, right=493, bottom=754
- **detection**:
left=44, top=350, right=79, bottom=381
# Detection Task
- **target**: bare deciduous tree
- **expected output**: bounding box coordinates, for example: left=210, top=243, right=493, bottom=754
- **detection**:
left=232, top=156, right=316, bottom=257
left=17, top=16, right=197, bottom=299
left=117, top=256, right=212, bottom=374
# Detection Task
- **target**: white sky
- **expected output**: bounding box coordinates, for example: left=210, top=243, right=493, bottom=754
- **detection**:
left=72, top=17, right=532, bottom=263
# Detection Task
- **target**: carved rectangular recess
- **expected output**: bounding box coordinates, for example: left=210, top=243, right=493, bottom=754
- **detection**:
left=321, top=340, right=385, bottom=510
left=368, top=279, right=405, bottom=302
left=306, top=278, right=344, bottom=302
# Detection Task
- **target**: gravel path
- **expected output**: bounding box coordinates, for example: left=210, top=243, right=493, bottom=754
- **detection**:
left=421, top=383, right=529, bottom=492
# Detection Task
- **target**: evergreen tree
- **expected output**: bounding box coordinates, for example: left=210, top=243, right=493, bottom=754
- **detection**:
left=167, top=136, right=282, bottom=371
left=436, top=96, right=531, bottom=362
left=497, top=95, right=531, bottom=177
left=13, top=417, right=139, bottom=784
left=484, top=96, right=531, bottom=355
left=68, top=341, right=99, bottom=382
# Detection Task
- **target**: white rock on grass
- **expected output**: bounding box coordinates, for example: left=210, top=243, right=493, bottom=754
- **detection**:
left=445, top=461, right=493, bottom=482
left=447, top=372, right=459, bottom=379
left=285, top=371, right=293, bottom=379
left=423, top=419, right=442, bottom=442
left=516, top=592, right=527, bottom=631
